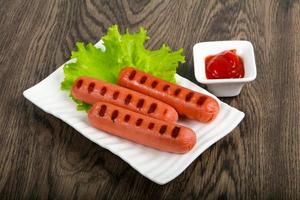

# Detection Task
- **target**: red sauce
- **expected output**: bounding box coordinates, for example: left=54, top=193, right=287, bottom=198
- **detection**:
left=205, top=49, right=245, bottom=79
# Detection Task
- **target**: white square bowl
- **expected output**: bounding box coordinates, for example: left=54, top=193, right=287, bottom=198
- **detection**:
left=193, top=40, right=257, bottom=97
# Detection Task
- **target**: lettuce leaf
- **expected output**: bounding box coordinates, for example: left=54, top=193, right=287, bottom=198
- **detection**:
left=61, top=25, right=185, bottom=110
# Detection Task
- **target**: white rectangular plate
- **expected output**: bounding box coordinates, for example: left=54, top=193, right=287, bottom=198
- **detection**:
left=23, top=41, right=244, bottom=185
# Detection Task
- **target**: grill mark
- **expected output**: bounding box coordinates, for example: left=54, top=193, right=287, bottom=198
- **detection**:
left=174, top=88, right=181, bottom=96
left=98, top=105, right=107, bottom=117
left=111, top=110, right=119, bottom=122
left=147, top=103, right=157, bottom=114
left=113, top=91, right=120, bottom=100
left=159, top=125, right=167, bottom=134
left=129, top=70, right=136, bottom=80
left=197, top=96, right=207, bottom=106
left=76, top=79, right=83, bottom=88
left=163, top=85, right=170, bottom=91
left=100, top=87, right=107, bottom=96
left=151, top=80, right=158, bottom=88
left=124, top=94, right=132, bottom=105
left=136, top=118, right=143, bottom=126
left=88, top=82, right=95, bottom=93
left=185, top=92, right=194, bottom=102
left=140, top=76, right=147, bottom=84
left=171, top=127, right=180, bottom=138
left=136, top=99, right=145, bottom=109
left=148, top=122, right=155, bottom=130
left=124, top=114, right=131, bottom=122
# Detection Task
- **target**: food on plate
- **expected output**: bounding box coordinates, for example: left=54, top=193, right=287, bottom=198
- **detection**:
left=205, top=49, right=244, bottom=79
left=88, top=102, right=196, bottom=153
left=61, top=25, right=185, bottom=111
left=72, top=76, right=178, bottom=122
left=118, top=67, right=220, bottom=123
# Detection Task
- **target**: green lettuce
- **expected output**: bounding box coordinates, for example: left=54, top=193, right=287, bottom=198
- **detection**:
left=61, top=25, right=185, bottom=110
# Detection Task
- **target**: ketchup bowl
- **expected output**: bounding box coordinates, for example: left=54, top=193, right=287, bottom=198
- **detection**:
left=193, top=40, right=257, bottom=97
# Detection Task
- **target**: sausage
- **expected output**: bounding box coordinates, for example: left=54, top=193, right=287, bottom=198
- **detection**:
left=118, top=67, right=220, bottom=122
left=72, top=76, right=178, bottom=122
left=88, top=101, right=196, bottom=153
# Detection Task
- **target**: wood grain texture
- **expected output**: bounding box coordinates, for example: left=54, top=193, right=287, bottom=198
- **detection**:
left=0, top=0, right=300, bottom=199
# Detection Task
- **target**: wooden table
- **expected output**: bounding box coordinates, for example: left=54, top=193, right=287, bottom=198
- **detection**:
left=1, top=0, right=299, bottom=199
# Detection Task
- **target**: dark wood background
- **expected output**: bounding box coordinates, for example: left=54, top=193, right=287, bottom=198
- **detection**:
left=0, top=0, right=299, bottom=199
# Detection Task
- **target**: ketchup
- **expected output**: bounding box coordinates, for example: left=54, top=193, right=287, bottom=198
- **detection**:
left=205, top=49, right=244, bottom=79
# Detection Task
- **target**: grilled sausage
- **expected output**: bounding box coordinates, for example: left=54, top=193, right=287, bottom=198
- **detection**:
left=88, top=102, right=196, bottom=154
left=118, top=67, right=220, bottom=122
left=72, top=76, right=178, bottom=122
